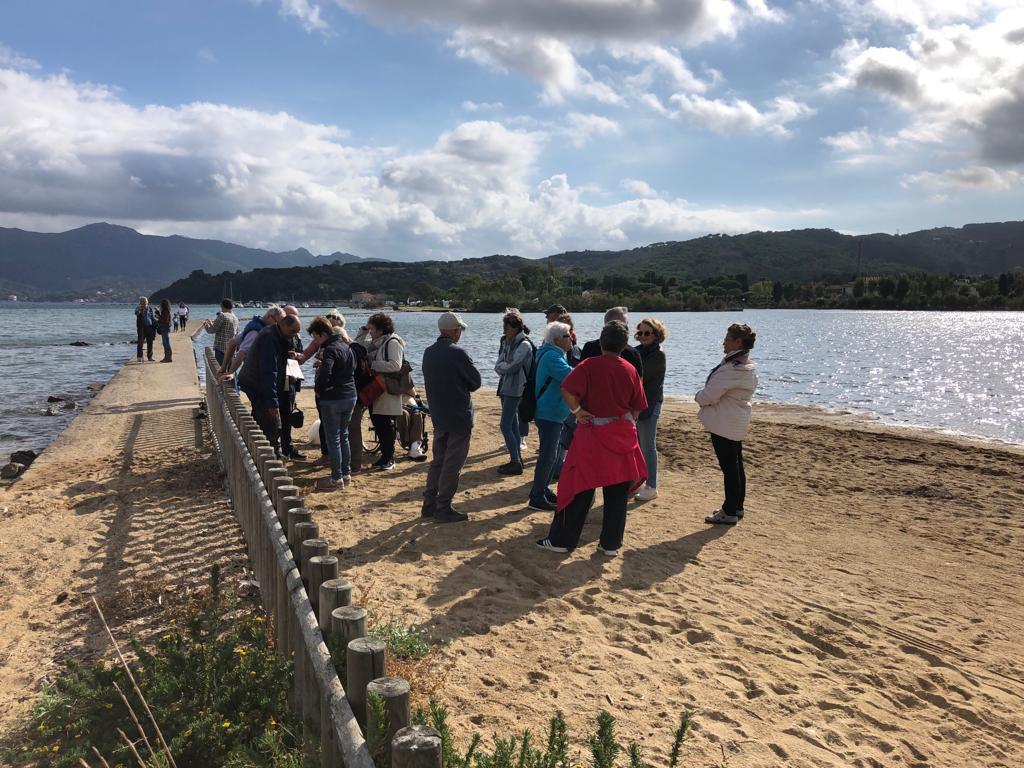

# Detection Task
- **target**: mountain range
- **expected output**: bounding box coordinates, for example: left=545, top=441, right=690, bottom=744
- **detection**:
left=2, top=220, right=1023, bottom=301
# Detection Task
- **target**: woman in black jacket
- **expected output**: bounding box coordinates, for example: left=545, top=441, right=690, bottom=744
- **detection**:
left=309, top=316, right=357, bottom=490
left=633, top=317, right=667, bottom=501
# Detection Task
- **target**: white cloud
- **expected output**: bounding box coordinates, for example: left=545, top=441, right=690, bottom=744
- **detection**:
left=622, top=179, right=658, bottom=198
left=903, top=165, right=1023, bottom=190
left=197, top=48, right=219, bottom=65
left=462, top=100, right=503, bottom=112
left=279, top=0, right=329, bottom=32
left=448, top=30, right=621, bottom=104
left=670, top=93, right=814, bottom=136
left=0, top=64, right=825, bottom=259
left=0, top=44, right=40, bottom=70
left=563, top=112, right=621, bottom=147
left=612, top=43, right=709, bottom=93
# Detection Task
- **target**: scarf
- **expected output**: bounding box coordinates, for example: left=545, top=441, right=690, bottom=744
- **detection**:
left=705, top=349, right=749, bottom=384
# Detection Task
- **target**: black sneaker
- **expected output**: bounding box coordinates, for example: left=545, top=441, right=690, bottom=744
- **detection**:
left=434, top=507, right=468, bottom=523
left=543, top=489, right=558, bottom=504
left=286, top=449, right=307, bottom=461
left=528, top=498, right=557, bottom=512
left=372, top=460, right=395, bottom=472
left=421, top=500, right=436, bottom=518
left=535, top=538, right=569, bottom=553
left=497, top=462, right=523, bottom=476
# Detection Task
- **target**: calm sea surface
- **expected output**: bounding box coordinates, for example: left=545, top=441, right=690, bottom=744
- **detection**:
left=2, top=302, right=1022, bottom=456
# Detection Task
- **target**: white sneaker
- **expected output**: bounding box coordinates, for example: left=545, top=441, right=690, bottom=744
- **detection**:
left=519, top=439, right=528, bottom=452
left=635, top=485, right=659, bottom=502
left=596, top=546, right=619, bottom=557
left=407, top=440, right=425, bottom=460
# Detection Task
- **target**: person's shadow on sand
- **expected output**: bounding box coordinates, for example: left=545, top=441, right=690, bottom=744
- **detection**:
left=418, top=515, right=732, bottom=641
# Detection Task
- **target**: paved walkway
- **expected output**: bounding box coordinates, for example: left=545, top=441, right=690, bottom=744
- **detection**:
left=0, top=334, right=248, bottom=729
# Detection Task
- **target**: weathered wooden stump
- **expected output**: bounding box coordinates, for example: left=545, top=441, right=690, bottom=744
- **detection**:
left=319, top=579, right=353, bottom=632
left=347, top=637, right=386, bottom=730
left=368, top=676, right=411, bottom=765
left=391, top=725, right=442, bottom=768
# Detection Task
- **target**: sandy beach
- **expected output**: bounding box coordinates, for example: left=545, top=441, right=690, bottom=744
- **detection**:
left=286, top=391, right=1024, bottom=768
left=2, top=350, right=1023, bottom=766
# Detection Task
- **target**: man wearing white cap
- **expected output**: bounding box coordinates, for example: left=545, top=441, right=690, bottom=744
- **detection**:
left=420, top=312, right=481, bottom=523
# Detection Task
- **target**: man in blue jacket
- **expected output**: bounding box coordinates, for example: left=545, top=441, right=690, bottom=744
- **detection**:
left=238, top=314, right=301, bottom=456
left=421, top=312, right=481, bottom=523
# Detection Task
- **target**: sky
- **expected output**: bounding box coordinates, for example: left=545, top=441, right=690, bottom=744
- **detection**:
left=1, top=0, right=1023, bottom=261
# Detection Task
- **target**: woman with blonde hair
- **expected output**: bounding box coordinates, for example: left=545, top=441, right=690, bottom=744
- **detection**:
left=633, top=317, right=668, bottom=501
left=696, top=323, right=758, bottom=525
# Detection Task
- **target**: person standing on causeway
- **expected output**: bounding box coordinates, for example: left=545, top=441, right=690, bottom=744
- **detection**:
left=421, top=312, right=481, bottom=523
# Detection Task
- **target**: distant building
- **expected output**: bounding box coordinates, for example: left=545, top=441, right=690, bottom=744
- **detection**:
left=826, top=283, right=855, bottom=296
left=6, top=295, right=17, bottom=301
left=350, top=291, right=392, bottom=306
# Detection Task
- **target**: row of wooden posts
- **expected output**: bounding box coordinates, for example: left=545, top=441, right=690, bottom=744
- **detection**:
left=203, top=348, right=443, bottom=768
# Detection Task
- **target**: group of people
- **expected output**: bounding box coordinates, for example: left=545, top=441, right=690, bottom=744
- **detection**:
left=133, top=298, right=193, bottom=362
left=185, top=296, right=757, bottom=553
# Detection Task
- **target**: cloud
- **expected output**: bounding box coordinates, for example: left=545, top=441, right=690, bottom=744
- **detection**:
left=903, top=165, right=1023, bottom=190
left=462, top=100, right=504, bottom=112
left=0, top=64, right=826, bottom=259
left=670, top=93, right=814, bottom=136
left=612, top=43, right=709, bottom=93
left=622, top=179, right=658, bottom=198
left=0, top=44, right=40, bottom=70
left=563, top=112, right=622, bottom=147
left=280, top=0, right=329, bottom=32
left=197, top=48, right=219, bottom=65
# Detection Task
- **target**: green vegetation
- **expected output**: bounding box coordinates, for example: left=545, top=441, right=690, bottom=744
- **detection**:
left=369, top=618, right=435, bottom=661
left=2, top=567, right=313, bottom=768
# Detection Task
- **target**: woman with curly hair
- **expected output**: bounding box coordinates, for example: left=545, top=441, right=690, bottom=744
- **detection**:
left=354, top=312, right=406, bottom=471
left=696, top=323, right=758, bottom=525
left=633, top=317, right=668, bottom=501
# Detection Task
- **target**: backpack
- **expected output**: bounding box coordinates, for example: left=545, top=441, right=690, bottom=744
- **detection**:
left=517, top=336, right=539, bottom=424
left=350, top=342, right=373, bottom=391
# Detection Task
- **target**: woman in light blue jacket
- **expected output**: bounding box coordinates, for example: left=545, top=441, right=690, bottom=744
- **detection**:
left=494, top=309, right=533, bottom=475
left=527, top=322, right=574, bottom=510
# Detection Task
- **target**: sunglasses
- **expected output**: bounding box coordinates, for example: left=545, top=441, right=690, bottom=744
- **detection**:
left=635, top=330, right=654, bottom=337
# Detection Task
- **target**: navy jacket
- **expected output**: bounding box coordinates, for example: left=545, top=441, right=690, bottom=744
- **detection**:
left=580, top=339, right=644, bottom=378
left=315, top=335, right=356, bottom=402
left=422, top=336, right=482, bottom=434
left=238, top=324, right=289, bottom=406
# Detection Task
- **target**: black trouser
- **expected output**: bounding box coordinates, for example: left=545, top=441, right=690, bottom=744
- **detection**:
left=316, top=398, right=327, bottom=457
left=370, top=412, right=396, bottom=463
left=251, top=399, right=282, bottom=455
left=278, top=386, right=296, bottom=455
left=710, top=433, right=745, bottom=514
left=424, top=430, right=472, bottom=511
left=546, top=480, right=630, bottom=551
left=136, top=327, right=155, bottom=359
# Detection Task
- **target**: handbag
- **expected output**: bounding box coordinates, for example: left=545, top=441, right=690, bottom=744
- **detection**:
left=289, top=407, right=305, bottom=429
left=358, top=373, right=386, bottom=406
left=383, top=359, right=415, bottom=396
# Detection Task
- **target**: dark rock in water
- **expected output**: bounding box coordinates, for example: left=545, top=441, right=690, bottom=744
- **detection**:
left=69, top=341, right=90, bottom=347
left=1, top=462, right=25, bottom=479
left=10, top=449, right=37, bottom=467
left=61, top=400, right=77, bottom=410
left=87, top=382, right=105, bottom=392
left=47, top=394, right=75, bottom=403
left=45, top=405, right=61, bottom=416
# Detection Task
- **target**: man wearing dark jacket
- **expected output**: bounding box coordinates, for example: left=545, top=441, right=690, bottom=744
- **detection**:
left=238, top=314, right=301, bottom=456
left=579, top=306, right=643, bottom=376
left=421, top=312, right=481, bottom=523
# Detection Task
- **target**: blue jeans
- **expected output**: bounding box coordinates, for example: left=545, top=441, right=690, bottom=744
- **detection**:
left=320, top=397, right=356, bottom=480
left=159, top=328, right=171, bottom=354
left=529, top=419, right=563, bottom=504
left=635, top=401, right=662, bottom=489
left=499, top=395, right=523, bottom=463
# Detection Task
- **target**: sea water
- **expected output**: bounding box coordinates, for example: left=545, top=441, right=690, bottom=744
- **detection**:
left=2, top=302, right=1022, bottom=456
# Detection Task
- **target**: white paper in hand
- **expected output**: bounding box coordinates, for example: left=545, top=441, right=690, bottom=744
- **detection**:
left=286, top=359, right=305, bottom=380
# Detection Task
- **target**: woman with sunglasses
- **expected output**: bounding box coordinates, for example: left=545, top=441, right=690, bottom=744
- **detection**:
left=696, top=323, right=758, bottom=525
left=494, top=309, right=534, bottom=474
left=633, top=317, right=668, bottom=501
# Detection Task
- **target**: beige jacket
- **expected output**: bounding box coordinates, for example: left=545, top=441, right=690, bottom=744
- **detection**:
left=695, top=354, right=757, bottom=442
left=355, top=328, right=407, bottom=417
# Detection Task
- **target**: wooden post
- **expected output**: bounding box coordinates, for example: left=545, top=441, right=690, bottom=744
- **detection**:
left=270, top=475, right=294, bottom=514
left=319, top=579, right=353, bottom=633
left=264, top=461, right=286, bottom=490
left=275, top=485, right=300, bottom=516
left=287, top=508, right=313, bottom=550
left=294, top=523, right=320, bottom=567
left=300, top=538, right=329, bottom=585
left=330, top=606, right=367, bottom=647
left=306, top=555, right=338, bottom=613
left=346, top=637, right=386, bottom=730
left=367, top=676, right=411, bottom=765
left=391, top=725, right=442, bottom=768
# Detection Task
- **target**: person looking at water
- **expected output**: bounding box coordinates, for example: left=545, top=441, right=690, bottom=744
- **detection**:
left=421, top=312, right=481, bottom=522
left=696, top=323, right=758, bottom=525
left=536, top=321, right=647, bottom=556
left=527, top=321, right=574, bottom=512
left=354, top=313, right=406, bottom=472
left=203, top=299, right=239, bottom=365
left=177, top=302, right=189, bottom=333
left=308, top=316, right=356, bottom=491
left=580, top=307, right=643, bottom=377
left=134, top=297, right=156, bottom=362
left=219, top=305, right=286, bottom=379
left=156, top=299, right=174, bottom=363
left=494, top=309, right=534, bottom=475
left=633, top=317, right=668, bottom=502
left=238, top=314, right=302, bottom=458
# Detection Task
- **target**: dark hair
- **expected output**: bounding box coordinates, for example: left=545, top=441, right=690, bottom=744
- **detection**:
left=159, top=299, right=172, bottom=323
left=367, top=312, right=394, bottom=335
left=221, top=298, right=233, bottom=311
left=727, top=323, right=756, bottom=350
left=556, top=312, right=574, bottom=330
left=599, top=321, right=629, bottom=354
left=502, top=310, right=529, bottom=335
left=307, top=316, right=333, bottom=337
left=280, top=314, right=301, bottom=333
left=545, top=304, right=567, bottom=316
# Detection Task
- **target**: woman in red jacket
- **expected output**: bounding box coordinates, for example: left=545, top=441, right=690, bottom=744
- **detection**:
left=536, top=321, right=647, bottom=556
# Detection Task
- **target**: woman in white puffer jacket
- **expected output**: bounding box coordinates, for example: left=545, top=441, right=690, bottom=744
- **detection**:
left=695, top=323, right=758, bottom=525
